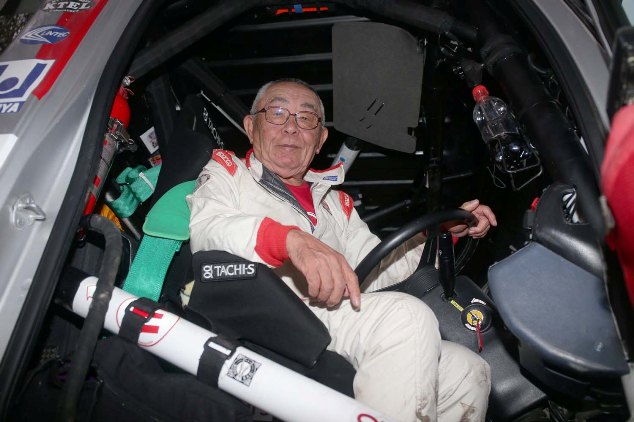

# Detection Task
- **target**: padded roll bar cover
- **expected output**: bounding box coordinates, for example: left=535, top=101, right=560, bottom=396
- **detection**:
left=188, top=251, right=331, bottom=368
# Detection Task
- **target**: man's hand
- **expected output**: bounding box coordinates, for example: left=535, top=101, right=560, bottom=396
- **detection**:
left=286, top=229, right=361, bottom=309
left=450, top=199, right=497, bottom=239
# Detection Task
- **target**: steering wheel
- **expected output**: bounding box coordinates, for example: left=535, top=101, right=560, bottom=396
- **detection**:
left=354, top=209, right=476, bottom=283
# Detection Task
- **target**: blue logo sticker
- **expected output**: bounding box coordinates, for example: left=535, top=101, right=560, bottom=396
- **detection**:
left=0, top=59, right=54, bottom=113
left=20, top=25, right=70, bottom=45
left=322, top=175, right=338, bottom=181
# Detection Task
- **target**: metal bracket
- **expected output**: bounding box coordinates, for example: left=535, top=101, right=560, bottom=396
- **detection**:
left=107, top=117, right=136, bottom=153
left=10, top=193, right=46, bottom=229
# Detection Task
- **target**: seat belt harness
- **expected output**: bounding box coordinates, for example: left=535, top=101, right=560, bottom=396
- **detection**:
left=122, top=235, right=181, bottom=301
left=109, top=164, right=162, bottom=218
left=121, top=181, right=195, bottom=301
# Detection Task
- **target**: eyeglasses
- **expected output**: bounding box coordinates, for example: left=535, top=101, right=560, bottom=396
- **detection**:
left=253, top=105, right=322, bottom=130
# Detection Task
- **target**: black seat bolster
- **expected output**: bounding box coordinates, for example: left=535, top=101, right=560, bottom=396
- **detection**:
left=188, top=250, right=331, bottom=368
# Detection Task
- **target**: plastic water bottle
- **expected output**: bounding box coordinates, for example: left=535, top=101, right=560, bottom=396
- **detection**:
left=472, top=85, right=531, bottom=171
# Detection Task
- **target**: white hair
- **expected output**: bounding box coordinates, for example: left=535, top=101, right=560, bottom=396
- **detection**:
left=250, top=78, right=325, bottom=120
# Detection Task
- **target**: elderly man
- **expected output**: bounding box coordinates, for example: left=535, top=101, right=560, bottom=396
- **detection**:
left=188, top=79, right=496, bottom=421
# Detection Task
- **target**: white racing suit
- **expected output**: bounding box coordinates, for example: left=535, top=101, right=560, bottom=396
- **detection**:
left=187, top=149, right=491, bottom=421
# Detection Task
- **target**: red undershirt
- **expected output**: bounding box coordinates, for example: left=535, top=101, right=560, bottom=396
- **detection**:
left=285, top=181, right=317, bottom=225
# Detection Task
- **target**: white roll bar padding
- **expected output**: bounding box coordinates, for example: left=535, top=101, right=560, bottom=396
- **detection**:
left=72, top=277, right=392, bottom=422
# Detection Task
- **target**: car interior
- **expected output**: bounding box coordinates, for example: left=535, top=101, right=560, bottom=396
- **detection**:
left=3, top=1, right=634, bottom=421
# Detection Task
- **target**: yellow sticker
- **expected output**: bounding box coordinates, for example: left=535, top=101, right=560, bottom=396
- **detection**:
left=449, top=299, right=463, bottom=312
left=466, top=309, right=485, bottom=327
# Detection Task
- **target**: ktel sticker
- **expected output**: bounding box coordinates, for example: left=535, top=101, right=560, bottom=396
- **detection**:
left=0, top=59, right=54, bottom=113
left=42, top=0, right=94, bottom=12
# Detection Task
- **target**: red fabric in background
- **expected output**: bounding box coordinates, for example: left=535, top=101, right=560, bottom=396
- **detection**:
left=601, top=104, right=634, bottom=308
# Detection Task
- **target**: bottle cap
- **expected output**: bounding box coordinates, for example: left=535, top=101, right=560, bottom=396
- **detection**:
left=472, top=85, right=489, bottom=102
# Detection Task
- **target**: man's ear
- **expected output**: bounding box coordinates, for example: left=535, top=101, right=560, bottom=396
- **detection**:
left=243, top=114, right=254, bottom=144
left=316, top=126, right=328, bottom=153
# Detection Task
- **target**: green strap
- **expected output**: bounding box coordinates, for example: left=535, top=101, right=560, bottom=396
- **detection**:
left=121, top=181, right=195, bottom=300
left=108, top=164, right=162, bottom=218
left=122, top=235, right=181, bottom=301
left=143, top=181, right=195, bottom=240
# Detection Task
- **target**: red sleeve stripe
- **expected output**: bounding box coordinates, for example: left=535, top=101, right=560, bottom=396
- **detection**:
left=255, top=217, right=300, bottom=267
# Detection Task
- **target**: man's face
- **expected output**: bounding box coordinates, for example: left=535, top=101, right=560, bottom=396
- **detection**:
left=244, top=81, right=328, bottom=185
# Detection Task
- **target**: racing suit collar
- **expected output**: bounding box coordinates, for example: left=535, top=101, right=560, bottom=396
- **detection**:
left=245, top=148, right=345, bottom=186
left=304, top=162, right=345, bottom=185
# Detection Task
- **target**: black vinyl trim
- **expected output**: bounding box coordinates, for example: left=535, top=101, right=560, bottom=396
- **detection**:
left=590, top=0, right=630, bottom=49
left=0, top=0, right=165, bottom=417
left=506, top=0, right=608, bottom=179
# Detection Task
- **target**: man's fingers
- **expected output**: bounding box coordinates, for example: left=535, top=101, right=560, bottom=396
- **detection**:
left=460, top=199, right=480, bottom=212
left=475, top=217, right=489, bottom=232
left=317, top=274, right=334, bottom=304
left=318, top=262, right=341, bottom=307
left=479, top=205, right=498, bottom=226
left=468, top=205, right=497, bottom=238
left=456, top=201, right=497, bottom=239
left=326, top=277, right=346, bottom=308
left=324, top=259, right=358, bottom=308
left=305, top=269, right=321, bottom=299
left=449, top=224, right=469, bottom=238
left=286, top=229, right=360, bottom=308
left=344, top=267, right=361, bottom=310
left=468, top=219, right=490, bottom=237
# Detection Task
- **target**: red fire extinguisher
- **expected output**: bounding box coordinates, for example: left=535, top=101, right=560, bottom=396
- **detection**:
left=82, top=80, right=135, bottom=217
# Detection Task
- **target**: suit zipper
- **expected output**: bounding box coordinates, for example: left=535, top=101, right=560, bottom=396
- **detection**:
left=256, top=180, right=314, bottom=230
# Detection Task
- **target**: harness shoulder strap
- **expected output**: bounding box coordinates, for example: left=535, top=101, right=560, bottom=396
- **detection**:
left=122, top=180, right=195, bottom=300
